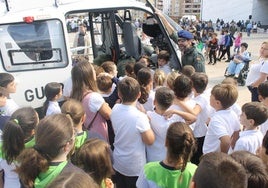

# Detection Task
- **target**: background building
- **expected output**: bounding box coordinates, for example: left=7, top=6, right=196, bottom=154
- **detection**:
left=201, top=0, right=268, bottom=25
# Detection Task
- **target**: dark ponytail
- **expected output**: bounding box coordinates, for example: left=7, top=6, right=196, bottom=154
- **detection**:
left=137, top=67, right=152, bottom=104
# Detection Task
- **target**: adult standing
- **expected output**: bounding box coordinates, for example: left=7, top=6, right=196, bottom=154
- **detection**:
left=73, top=24, right=91, bottom=57
left=246, top=41, right=268, bottom=101
left=155, top=10, right=205, bottom=73
left=218, top=30, right=232, bottom=62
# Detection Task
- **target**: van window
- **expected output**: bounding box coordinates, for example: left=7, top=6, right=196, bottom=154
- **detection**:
left=0, top=19, right=68, bottom=72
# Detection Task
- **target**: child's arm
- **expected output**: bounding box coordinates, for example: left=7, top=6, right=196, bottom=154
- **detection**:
left=163, top=109, right=197, bottom=123
left=231, top=130, right=240, bottom=149
left=174, top=99, right=201, bottom=116
left=141, top=129, right=155, bottom=145
left=219, top=135, right=231, bottom=153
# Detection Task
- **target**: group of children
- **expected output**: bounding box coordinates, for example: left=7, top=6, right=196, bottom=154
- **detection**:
left=0, top=52, right=268, bottom=187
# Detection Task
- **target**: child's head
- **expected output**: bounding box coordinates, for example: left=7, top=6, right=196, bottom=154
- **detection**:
left=124, top=62, right=136, bottom=78
left=133, top=62, right=146, bottom=77
left=96, top=73, right=113, bottom=93
left=17, top=114, right=74, bottom=187
left=222, top=77, right=238, bottom=87
left=191, top=72, right=208, bottom=94
left=76, top=138, right=113, bottom=185
left=258, top=81, right=268, bottom=102
left=241, top=42, right=248, bottom=50
left=192, top=152, right=247, bottom=188
left=181, top=65, right=195, bottom=78
left=241, top=102, right=268, bottom=127
left=71, top=60, right=98, bottom=101
left=0, top=87, right=8, bottom=107
left=137, top=67, right=153, bottom=104
left=153, top=69, right=166, bottom=88
left=157, top=50, right=170, bottom=67
left=165, top=122, right=196, bottom=171
left=210, top=84, right=238, bottom=110
left=166, top=71, right=180, bottom=90
left=173, top=74, right=193, bottom=99
left=231, top=151, right=268, bottom=188
left=101, top=61, right=117, bottom=77
left=3, top=107, right=39, bottom=164
left=45, top=82, right=62, bottom=101
left=47, top=171, right=99, bottom=188
left=0, top=73, right=16, bottom=94
left=61, top=99, right=85, bottom=128
left=118, top=77, right=140, bottom=103
left=154, top=86, right=174, bottom=111
left=138, top=55, right=153, bottom=67
left=92, top=64, right=105, bottom=76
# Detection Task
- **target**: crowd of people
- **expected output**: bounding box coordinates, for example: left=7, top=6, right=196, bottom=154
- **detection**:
left=0, top=13, right=268, bottom=188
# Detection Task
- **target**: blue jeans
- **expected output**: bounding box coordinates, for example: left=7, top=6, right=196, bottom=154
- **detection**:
left=227, top=61, right=244, bottom=75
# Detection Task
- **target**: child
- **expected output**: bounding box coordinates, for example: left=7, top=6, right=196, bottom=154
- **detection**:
left=258, top=81, right=268, bottom=135
left=165, top=71, right=180, bottom=90
left=221, top=77, right=242, bottom=118
left=47, top=170, right=99, bottom=188
left=157, top=50, right=172, bottom=75
left=0, top=107, right=39, bottom=187
left=16, top=114, right=83, bottom=188
left=0, top=87, right=9, bottom=132
left=0, top=73, right=19, bottom=116
left=119, top=62, right=136, bottom=80
left=153, top=69, right=166, bottom=90
left=137, top=67, right=155, bottom=112
left=146, top=86, right=175, bottom=162
left=185, top=72, right=212, bottom=164
left=208, top=32, right=218, bottom=65
left=231, top=151, right=268, bottom=188
left=43, top=82, right=62, bottom=116
left=71, top=60, right=111, bottom=142
left=111, top=77, right=155, bottom=188
left=137, top=122, right=197, bottom=188
left=75, top=139, right=114, bottom=188
left=191, top=152, right=248, bottom=188
left=181, top=65, right=195, bottom=78
left=234, top=32, right=243, bottom=54
left=203, top=84, right=241, bottom=154
left=61, top=99, right=103, bottom=152
left=233, top=102, right=268, bottom=154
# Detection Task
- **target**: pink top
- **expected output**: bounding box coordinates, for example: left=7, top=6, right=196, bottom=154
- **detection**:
left=82, top=92, right=109, bottom=142
left=234, top=36, right=242, bottom=47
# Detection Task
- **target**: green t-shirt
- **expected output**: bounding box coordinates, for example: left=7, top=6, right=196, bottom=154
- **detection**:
left=75, top=131, right=88, bottom=150
left=34, top=161, right=68, bottom=188
left=137, top=161, right=197, bottom=188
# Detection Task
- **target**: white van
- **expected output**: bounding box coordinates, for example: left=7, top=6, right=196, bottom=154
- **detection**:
left=0, top=0, right=182, bottom=114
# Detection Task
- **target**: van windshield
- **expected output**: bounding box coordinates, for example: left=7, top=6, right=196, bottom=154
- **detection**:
left=0, top=19, right=68, bottom=72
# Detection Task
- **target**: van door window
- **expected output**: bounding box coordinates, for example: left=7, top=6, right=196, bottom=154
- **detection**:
left=0, top=19, right=68, bottom=72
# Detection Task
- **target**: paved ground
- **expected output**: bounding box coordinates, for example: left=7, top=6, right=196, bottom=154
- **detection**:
left=205, top=31, right=268, bottom=106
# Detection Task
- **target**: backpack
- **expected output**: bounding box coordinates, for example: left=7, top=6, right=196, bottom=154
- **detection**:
left=229, top=35, right=233, bottom=46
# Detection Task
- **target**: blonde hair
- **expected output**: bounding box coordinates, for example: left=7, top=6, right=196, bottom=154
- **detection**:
left=166, top=71, right=180, bottom=90
left=154, top=69, right=166, bottom=88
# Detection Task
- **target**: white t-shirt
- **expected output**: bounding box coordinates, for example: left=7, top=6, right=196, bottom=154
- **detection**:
left=46, top=101, right=61, bottom=116
left=146, top=111, right=177, bottom=162
left=193, top=93, right=211, bottom=138
left=203, top=109, right=240, bottom=154
left=0, top=159, right=20, bottom=188
left=260, top=119, right=268, bottom=136
left=168, top=98, right=196, bottom=130
left=159, top=64, right=172, bottom=75
left=140, top=90, right=155, bottom=112
left=246, top=59, right=268, bottom=86
left=233, top=129, right=263, bottom=154
left=0, top=98, right=19, bottom=116
left=86, top=92, right=105, bottom=113
left=230, top=103, right=242, bottom=118
left=111, top=104, right=151, bottom=176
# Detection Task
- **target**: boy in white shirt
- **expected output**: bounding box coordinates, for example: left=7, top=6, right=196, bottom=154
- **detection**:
left=146, top=86, right=175, bottom=162
left=111, top=77, right=155, bottom=188
left=234, top=102, right=268, bottom=154
left=157, top=50, right=172, bottom=75
left=203, top=84, right=240, bottom=154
